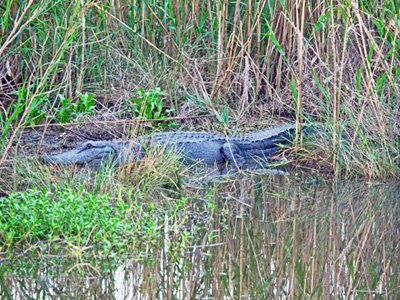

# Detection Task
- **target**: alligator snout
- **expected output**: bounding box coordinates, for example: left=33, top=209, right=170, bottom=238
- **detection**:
left=42, top=141, right=118, bottom=167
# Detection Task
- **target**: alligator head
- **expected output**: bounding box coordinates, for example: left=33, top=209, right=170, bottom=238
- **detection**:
left=42, top=141, right=119, bottom=167
left=42, top=140, right=145, bottom=168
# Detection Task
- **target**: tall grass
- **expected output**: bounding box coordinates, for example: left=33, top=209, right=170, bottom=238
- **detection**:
left=1, top=0, right=399, bottom=178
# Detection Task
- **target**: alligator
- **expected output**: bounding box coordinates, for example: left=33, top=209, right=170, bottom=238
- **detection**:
left=42, top=124, right=314, bottom=169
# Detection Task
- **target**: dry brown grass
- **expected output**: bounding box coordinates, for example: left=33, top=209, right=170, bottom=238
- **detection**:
left=0, top=0, right=399, bottom=178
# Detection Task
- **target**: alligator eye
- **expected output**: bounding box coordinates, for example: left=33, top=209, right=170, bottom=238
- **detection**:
left=76, top=141, right=97, bottom=154
left=85, top=142, right=94, bottom=149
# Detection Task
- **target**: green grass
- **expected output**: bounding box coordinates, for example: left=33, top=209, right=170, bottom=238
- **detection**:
left=0, top=143, right=201, bottom=257
left=0, top=186, right=202, bottom=259
left=1, top=176, right=398, bottom=298
left=1, top=0, right=398, bottom=178
left=0, top=188, right=134, bottom=253
left=1, top=2, right=398, bottom=295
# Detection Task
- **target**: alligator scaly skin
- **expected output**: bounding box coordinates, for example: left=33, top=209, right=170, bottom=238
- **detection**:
left=42, top=124, right=310, bottom=169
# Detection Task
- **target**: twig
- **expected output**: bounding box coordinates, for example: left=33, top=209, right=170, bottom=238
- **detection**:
left=21, top=114, right=214, bottom=129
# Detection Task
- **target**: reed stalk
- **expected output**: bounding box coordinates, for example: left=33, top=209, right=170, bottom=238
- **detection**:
left=1, top=0, right=398, bottom=179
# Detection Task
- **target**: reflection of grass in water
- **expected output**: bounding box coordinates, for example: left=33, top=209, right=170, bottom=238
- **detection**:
left=0, top=187, right=207, bottom=260
left=206, top=178, right=400, bottom=298
left=0, top=147, right=207, bottom=258
left=1, top=176, right=399, bottom=298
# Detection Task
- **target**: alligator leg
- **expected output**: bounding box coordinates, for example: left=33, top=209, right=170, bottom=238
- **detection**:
left=221, top=142, right=246, bottom=168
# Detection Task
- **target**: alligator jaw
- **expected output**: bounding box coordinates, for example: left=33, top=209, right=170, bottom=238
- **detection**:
left=42, top=141, right=118, bottom=167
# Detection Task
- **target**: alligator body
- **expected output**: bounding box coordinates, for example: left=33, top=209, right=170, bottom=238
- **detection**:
left=42, top=124, right=310, bottom=169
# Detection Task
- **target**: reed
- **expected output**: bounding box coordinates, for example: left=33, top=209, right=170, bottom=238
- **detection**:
left=1, top=3, right=398, bottom=297
left=1, top=0, right=399, bottom=178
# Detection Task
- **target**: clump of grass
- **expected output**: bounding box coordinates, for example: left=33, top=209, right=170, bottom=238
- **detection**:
left=55, top=92, right=96, bottom=123
left=0, top=183, right=202, bottom=259
left=0, top=188, right=134, bottom=255
left=7, top=137, right=187, bottom=197
left=1, top=0, right=399, bottom=179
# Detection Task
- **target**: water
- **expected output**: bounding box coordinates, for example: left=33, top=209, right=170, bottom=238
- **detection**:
left=1, top=175, right=399, bottom=299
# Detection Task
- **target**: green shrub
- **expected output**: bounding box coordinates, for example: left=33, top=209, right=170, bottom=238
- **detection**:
left=127, top=88, right=176, bottom=128
left=55, top=93, right=96, bottom=123
left=0, top=188, right=133, bottom=253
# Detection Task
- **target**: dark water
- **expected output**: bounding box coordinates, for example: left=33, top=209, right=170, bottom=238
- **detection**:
left=1, top=175, right=399, bottom=299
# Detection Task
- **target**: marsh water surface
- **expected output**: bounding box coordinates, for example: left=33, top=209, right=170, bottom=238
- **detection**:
left=1, top=174, right=399, bottom=299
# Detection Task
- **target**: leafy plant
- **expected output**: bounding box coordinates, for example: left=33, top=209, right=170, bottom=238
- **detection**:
left=127, top=88, right=176, bottom=128
left=0, top=185, right=204, bottom=257
left=0, top=188, right=134, bottom=253
left=55, top=93, right=96, bottom=123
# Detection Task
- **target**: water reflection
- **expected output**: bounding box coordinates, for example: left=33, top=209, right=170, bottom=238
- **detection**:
left=1, top=175, right=399, bottom=299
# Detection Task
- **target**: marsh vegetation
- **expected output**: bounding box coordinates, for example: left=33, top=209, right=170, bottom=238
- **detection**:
left=1, top=0, right=399, bottom=177
left=1, top=176, right=399, bottom=298
left=0, top=0, right=399, bottom=298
